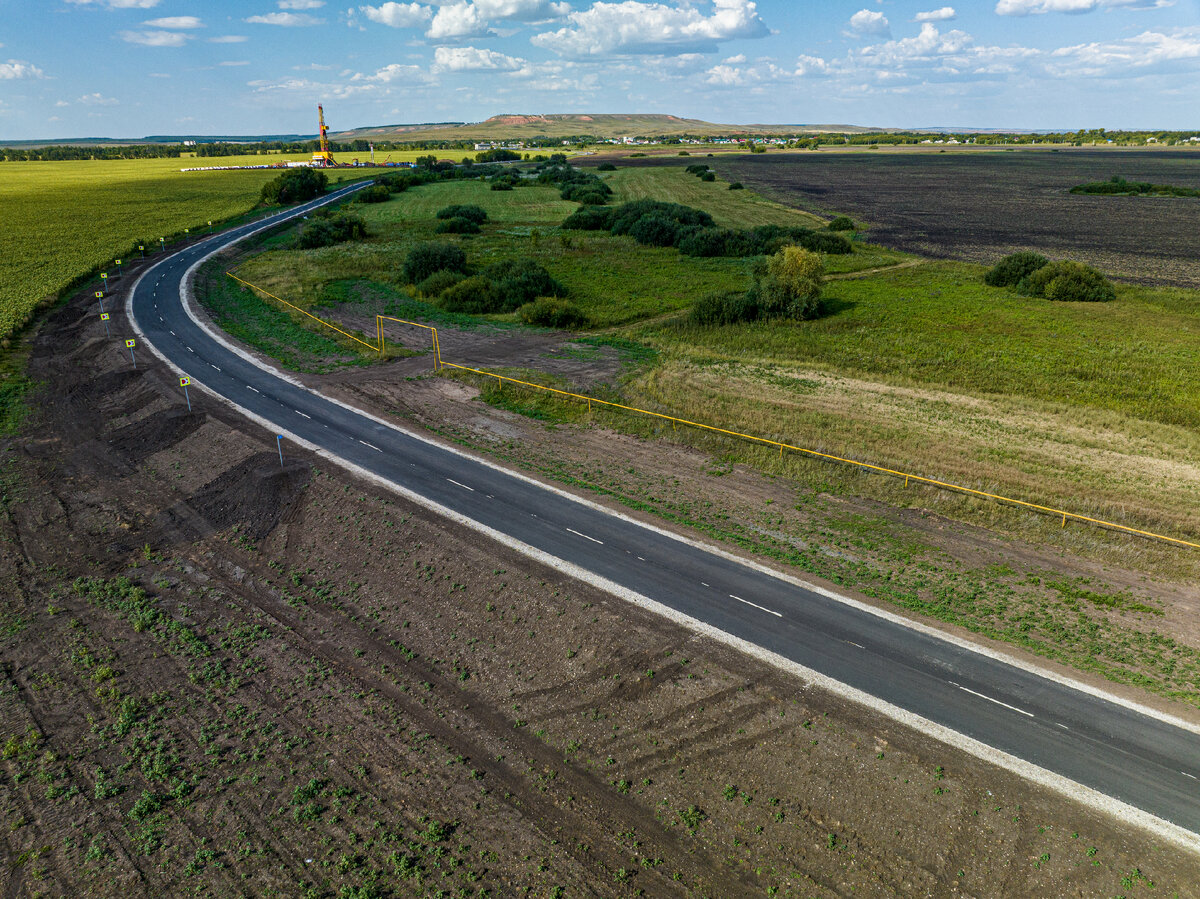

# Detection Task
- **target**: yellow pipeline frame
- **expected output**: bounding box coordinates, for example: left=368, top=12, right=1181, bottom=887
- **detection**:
left=377, top=315, right=440, bottom=370
left=227, top=273, right=440, bottom=371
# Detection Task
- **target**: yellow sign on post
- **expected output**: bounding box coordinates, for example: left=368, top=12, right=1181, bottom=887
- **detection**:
left=125, top=339, right=136, bottom=348
left=100, top=313, right=110, bottom=321
left=179, top=377, right=190, bottom=387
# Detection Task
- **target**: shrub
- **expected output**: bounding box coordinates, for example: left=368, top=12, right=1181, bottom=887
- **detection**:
left=357, top=185, right=391, bottom=204
left=597, top=162, right=617, bottom=171
left=728, top=182, right=744, bottom=190
left=401, top=243, right=467, bottom=284
left=561, top=206, right=613, bottom=230
left=699, top=171, right=716, bottom=182
left=691, top=291, right=760, bottom=326
left=684, top=164, right=710, bottom=175
left=1023, top=260, right=1115, bottom=302
left=677, top=227, right=732, bottom=258
left=678, top=151, right=690, bottom=156
left=436, top=216, right=481, bottom=235
left=793, top=230, right=853, bottom=254
left=489, top=181, right=514, bottom=191
left=294, top=212, right=367, bottom=249
left=261, top=167, right=327, bottom=205
left=416, top=269, right=465, bottom=297
left=984, top=251, right=1049, bottom=288
left=484, top=258, right=566, bottom=307
left=628, top=214, right=682, bottom=247
left=439, top=276, right=501, bottom=314
left=518, top=298, right=589, bottom=329
left=827, top=216, right=856, bottom=231
left=436, top=204, right=488, bottom=224
left=608, top=200, right=713, bottom=237
left=571, top=189, right=611, bottom=206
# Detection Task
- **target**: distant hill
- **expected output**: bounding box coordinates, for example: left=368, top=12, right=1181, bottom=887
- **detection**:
left=331, top=113, right=878, bottom=142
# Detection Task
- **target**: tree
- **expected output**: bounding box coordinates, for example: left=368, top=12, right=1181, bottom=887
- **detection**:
left=260, top=167, right=328, bottom=205
left=751, top=246, right=824, bottom=320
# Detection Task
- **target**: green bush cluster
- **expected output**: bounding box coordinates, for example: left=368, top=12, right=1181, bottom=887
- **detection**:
left=536, top=163, right=612, bottom=206
left=260, top=167, right=327, bottom=205
left=564, top=200, right=851, bottom=258
left=984, top=252, right=1115, bottom=302
left=357, top=184, right=391, bottom=204
left=827, top=216, right=856, bottom=232
left=692, top=246, right=825, bottom=325
left=294, top=211, right=367, bottom=249
left=435, top=204, right=488, bottom=235
left=401, top=242, right=468, bottom=284
left=475, top=148, right=522, bottom=163
left=728, top=182, right=744, bottom=191
left=1071, top=175, right=1200, bottom=198
left=439, top=259, right=566, bottom=315
left=596, top=162, right=617, bottom=172
left=518, top=297, right=589, bottom=329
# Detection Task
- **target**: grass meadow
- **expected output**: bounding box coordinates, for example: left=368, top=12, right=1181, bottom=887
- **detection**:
left=0, top=154, right=379, bottom=341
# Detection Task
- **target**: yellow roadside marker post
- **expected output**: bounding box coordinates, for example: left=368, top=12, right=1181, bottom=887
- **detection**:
left=179, top=377, right=192, bottom=412
left=125, top=338, right=137, bottom=368
left=94, top=290, right=105, bottom=314
left=99, top=312, right=110, bottom=337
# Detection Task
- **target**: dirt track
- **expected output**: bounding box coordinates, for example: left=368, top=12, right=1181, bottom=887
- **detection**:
left=1, top=263, right=1198, bottom=896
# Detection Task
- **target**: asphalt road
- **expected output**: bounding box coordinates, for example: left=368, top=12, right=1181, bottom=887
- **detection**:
left=125, top=184, right=1200, bottom=841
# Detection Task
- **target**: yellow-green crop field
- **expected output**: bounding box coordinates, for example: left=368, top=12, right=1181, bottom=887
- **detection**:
left=0, top=154, right=379, bottom=341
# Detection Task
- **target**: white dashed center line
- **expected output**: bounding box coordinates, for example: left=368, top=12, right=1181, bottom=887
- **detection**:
left=247, top=386, right=259, bottom=393
left=446, top=478, right=474, bottom=491
left=951, top=684, right=1035, bottom=718
left=296, top=411, right=311, bottom=419
left=359, top=440, right=382, bottom=452
left=730, top=594, right=782, bottom=618
left=565, top=528, right=603, bottom=545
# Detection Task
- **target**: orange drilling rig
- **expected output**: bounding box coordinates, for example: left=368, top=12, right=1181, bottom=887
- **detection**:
left=310, top=104, right=336, bottom=167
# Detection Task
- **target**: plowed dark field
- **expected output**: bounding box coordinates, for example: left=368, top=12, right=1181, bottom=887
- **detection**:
left=715, top=149, right=1200, bottom=287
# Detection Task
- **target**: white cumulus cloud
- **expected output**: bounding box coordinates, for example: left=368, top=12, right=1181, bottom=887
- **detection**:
left=471, top=0, right=570, bottom=20
left=245, top=12, right=323, bottom=25
left=279, top=0, right=325, bottom=8
left=427, top=2, right=492, bottom=39
left=209, top=35, right=249, bottom=43
left=433, top=45, right=524, bottom=70
left=360, top=2, right=432, bottom=28
left=66, top=0, right=161, bottom=7
left=849, top=9, right=890, bottom=36
left=143, top=16, right=203, bottom=28
left=914, top=6, right=956, bottom=22
left=78, top=92, right=119, bottom=105
left=531, top=0, right=769, bottom=57
left=0, top=60, right=44, bottom=79
left=996, top=0, right=1169, bottom=15
left=120, top=29, right=190, bottom=46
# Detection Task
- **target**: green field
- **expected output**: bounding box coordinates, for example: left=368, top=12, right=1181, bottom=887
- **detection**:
left=0, top=155, right=380, bottom=341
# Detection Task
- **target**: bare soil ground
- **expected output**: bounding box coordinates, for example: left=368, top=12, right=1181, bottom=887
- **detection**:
left=2, top=265, right=1198, bottom=898
left=701, top=149, right=1200, bottom=287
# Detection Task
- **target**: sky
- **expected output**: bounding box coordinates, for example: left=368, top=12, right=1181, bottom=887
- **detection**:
left=1, top=0, right=1198, bottom=139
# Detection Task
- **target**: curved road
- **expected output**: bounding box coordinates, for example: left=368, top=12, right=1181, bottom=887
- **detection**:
left=126, top=184, right=1200, bottom=847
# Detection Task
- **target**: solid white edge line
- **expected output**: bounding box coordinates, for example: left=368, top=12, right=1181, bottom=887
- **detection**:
left=125, top=183, right=1200, bottom=854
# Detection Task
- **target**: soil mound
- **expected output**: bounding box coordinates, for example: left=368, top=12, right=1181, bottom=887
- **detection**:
left=183, top=452, right=310, bottom=541
left=107, top=407, right=206, bottom=465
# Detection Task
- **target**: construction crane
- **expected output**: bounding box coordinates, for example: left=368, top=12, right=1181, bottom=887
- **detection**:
left=311, top=104, right=336, bottom=167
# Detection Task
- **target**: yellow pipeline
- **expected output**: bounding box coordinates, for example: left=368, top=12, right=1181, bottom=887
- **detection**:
left=441, top=362, right=1200, bottom=552
left=227, top=272, right=378, bottom=352
left=214, top=275, right=1200, bottom=553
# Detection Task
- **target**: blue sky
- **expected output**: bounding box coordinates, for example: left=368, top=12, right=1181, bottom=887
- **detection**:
left=1, top=0, right=1198, bottom=139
